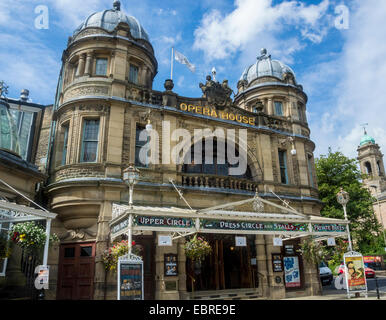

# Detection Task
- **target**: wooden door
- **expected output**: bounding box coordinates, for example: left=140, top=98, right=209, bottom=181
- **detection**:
left=134, top=235, right=155, bottom=300
left=57, top=242, right=96, bottom=300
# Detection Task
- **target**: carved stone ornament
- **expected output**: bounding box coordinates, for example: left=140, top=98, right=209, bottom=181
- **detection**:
left=58, top=227, right=97, bottom=240
left=253, top=195, right=264, bottom=212
left=199, top=75, right=233, bottom=110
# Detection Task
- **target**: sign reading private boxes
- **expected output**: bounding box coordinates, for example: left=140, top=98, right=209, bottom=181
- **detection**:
left=343, top=253, right=367, bottom=293
left=118, top=260, right=143, bottom=300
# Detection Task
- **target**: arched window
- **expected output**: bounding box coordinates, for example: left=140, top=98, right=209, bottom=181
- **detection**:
left=364, top=162, right=372, bottom=175
left=182, top=140, right=252, bottom=179
left=377, top=161, right=383, bottom=176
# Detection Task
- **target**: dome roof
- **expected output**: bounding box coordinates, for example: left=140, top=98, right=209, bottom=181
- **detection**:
left=240, top=48, right=296, bottom=83
left=73, top=1, right=149, bottom=42
left=360, top=132, right=375, bottom=146
left=0, top=100, right=20, bottom=156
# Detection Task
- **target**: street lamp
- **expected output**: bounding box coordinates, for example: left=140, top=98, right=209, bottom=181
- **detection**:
left=123, top=165, right=140, bottom=207
left=370, top=185, right=386, bottom=251
left=337, top=187, right=353, bottom=252
left=123, top=165, right=140, bottom=255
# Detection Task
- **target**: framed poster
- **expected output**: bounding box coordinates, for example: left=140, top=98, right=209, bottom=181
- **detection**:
left=118, top=260, right=143, bottom=300
left=272, top=254, right=283, bottom=272
left=343, top=253, right=367, bottom=294
left=164, top=254, right=178, bottom=277
left=235, top=236, right=247, bottom=246
left=283, top=256, right=301, bottom=288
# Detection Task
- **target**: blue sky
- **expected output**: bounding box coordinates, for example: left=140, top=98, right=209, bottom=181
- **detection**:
left=0, top=0, right=385, bottom=159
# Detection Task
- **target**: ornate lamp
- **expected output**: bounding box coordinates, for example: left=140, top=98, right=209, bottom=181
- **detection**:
left=336, top=187, right=353, bottom=251
left=123, top=165, right=140, bottom=207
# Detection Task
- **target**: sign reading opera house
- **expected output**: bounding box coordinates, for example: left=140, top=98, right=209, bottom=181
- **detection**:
left=15, top=1, right=349, bottom=300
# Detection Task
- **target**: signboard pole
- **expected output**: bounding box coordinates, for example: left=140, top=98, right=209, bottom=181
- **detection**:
left=128, top=214, right=133, bottom=254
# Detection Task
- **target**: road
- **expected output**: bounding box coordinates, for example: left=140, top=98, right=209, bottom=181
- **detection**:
left=322, top=275, right=386, bottom=296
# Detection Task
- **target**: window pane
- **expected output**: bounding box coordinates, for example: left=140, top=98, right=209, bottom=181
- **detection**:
left=279, top=151, right=288, bottom=184
left=62, top=125, right=69, bottom=165
left=81, top=120, right=99, bottom=163
left=64, top=247, right=75, bottom=258
left=80, top=246, right=92, bottom=257
left=135, top=125, right=148, bottom=167
left=84, top=120, right=99, bottom=140
left=95, top=58, right=108, bottom=76
left=275, top=102, right=283, bottom=116
left=129, top=65, right=139, bottom=84
left=82, top=141, right=98, bottom=162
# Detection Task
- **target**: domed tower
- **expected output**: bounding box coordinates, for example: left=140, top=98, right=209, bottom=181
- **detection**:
left=47, top=1, right=158, bottom=300
left=357, top=128, right=386, bottom=195
left=234, top=49, right=316, bottom=193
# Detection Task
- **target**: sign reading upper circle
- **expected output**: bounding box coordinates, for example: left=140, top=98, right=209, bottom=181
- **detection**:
left=179, top=103, right=256, bottom=126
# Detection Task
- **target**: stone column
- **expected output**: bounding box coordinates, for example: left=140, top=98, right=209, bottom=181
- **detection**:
left=84, top=51, right=94, bottom=76
left=177, top=237, right=187, bottom=299
left=93, top=199, right=116, bottom=300
left=255, top=235, right=269, bottom=297
left=267, top=98, right=274, bottom=115
left=265, top=235, right=285, bottom=299
left=75, top=53, right=86, bottom=77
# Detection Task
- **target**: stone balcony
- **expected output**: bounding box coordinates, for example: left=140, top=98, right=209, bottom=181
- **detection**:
left=180, top=173, right=257, bottom=192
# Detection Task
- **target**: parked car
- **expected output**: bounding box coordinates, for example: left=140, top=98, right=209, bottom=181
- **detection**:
left=319, top=261, right=333, bottom=285
left=338, top=263, right=376, bottom=278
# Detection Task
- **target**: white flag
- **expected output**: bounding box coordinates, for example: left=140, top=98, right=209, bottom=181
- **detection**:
left=174, top=50, right=195, bottom=73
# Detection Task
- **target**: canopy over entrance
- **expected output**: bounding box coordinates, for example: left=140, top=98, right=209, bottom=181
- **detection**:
left=109, top=194, right=349, bottom=241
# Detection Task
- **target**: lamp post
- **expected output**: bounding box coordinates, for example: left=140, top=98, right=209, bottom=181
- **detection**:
left=337, top=187, right=353, bottom=252
left=123, top=165, right=139, bottom=254
left=370, top=185, right=386, bottom=250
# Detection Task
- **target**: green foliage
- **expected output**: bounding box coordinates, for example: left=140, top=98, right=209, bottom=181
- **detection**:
left=0, top=233, right=11, bottom=259
left=10, top=222, right=59, bottom=254
left=315, top=151, right=384, bottom=254
left=298, top=238, right=328, bottom=266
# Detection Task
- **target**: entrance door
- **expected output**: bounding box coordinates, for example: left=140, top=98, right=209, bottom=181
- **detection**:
left=133, top=234, right=155, bottom=300
left=186, top=234, right=256, bottom=291
left=57, top=242, right=96, bottom=300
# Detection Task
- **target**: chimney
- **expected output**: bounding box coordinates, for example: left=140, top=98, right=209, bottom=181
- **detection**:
left=20, top=89, right=29, bottom=101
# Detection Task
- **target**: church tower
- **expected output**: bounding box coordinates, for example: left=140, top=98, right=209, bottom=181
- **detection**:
left=357, top=128, right=386, bottom=196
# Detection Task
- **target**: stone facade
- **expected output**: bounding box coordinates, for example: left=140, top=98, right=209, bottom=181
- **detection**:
left=31, top=3, right=325, bottom=300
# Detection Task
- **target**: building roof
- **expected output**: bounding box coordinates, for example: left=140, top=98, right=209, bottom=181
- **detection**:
left=360, top=132, right=376, bottom=146
left=73, top=0, right=150, bottom=42
left=240, top=48, right=296, bottom=83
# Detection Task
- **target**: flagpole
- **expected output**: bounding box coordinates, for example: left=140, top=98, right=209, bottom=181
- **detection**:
left=171, top=47, right=174, bottom=80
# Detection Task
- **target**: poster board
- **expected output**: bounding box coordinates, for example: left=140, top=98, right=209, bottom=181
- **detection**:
left=118, top=259, right=144, bottom=300
left=164, top=254, right=178, bottom=277
left=343, top=252, right=367, bottom=296
left=283, top=256, right=301, bottom=288
left=272, top=254, right=283, bottom=272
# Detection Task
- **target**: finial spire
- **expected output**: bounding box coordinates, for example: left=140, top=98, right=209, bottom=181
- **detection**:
left=113, top=0, right=121, bottom=11
left=361, top=123, right=369, bottom=135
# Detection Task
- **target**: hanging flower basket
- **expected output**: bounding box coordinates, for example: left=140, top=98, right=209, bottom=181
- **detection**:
left=184, top=234, right=212, bottom=262
left=102, top=240, right=141, bottom=272
left=10, top=221, right=59, bottom=254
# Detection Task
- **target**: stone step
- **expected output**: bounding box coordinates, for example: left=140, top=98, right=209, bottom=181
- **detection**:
left=190, top=289, right=263, bottom=300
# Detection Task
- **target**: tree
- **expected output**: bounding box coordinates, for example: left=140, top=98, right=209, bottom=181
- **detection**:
left=315, top=150, right=384, bottom=254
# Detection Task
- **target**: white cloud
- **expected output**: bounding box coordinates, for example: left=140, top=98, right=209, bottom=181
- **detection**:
left=193, top=0, right=331, bottom=61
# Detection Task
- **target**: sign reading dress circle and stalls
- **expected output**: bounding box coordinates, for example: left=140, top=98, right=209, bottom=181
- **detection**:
left=117, top=258, right=144, bottom=300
